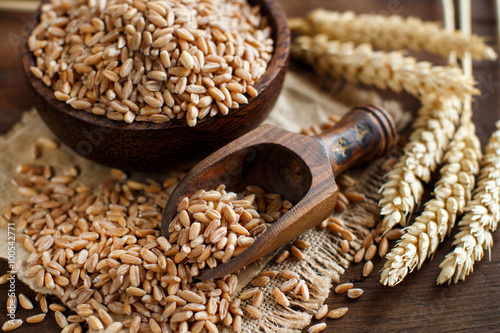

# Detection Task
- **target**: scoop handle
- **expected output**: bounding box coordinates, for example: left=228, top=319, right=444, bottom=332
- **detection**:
left=317, top=105, right=397, bottom=176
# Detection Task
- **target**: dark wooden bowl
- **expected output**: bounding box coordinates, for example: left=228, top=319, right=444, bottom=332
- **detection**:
left=21, top=0, right=290, bottom=172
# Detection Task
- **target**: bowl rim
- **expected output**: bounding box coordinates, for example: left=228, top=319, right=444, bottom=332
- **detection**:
left=21, top=0, right=290, bottom=132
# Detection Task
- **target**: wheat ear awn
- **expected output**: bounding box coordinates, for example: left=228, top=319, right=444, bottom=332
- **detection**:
left=291, top=35, right=478, bottom=98
left=378, top=95, right=460, bottom=233
left=437, top=120, right=500, bottom=284
left=289, top=9, right=496, bottom=61
left=380, top=120, right=481, bottom=286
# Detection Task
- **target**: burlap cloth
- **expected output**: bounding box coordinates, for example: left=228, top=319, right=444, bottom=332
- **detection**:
left=0, top=70, right=407, bottom=332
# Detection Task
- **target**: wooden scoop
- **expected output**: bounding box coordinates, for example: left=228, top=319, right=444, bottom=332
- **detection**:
left=161, top=105, right=396, bottom=280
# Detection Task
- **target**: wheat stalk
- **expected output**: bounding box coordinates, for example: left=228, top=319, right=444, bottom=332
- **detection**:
left=291, top=35, right=479, bottom=98
left=289, top=9, right=497, bottom=61
left=437, top=121, right=500, bottom=284
left=380, top=119, right=481, bottom=286
left=378, top=95, right=460, bottom=233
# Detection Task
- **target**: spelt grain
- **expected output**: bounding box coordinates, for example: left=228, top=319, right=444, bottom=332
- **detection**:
left=291, top=245, right=306, bottom=260
left=363, top=260, right=374, bottom=277
left=30, top=0, right=272, bottom=125
left=54, top=311, right=68, bottom=328
left=6, top=295, right=16, bottom=314
left=365, top=244, right=377, bottom=261
left=347, top=288, right=364, bottom=298
left=315, top=304, right=329, bottom=320
left=2, top=319, right=22, bottom=331
left=308, top=323, right=327, bottom=333
left=334, top=283, right=353, bottom=294
left=26, top=313, right=45, bottom=324
left=18, top=294, right=33, bottom=310
left=0, top=274, right=10, bottom=285
left=340, top=239, right=350, bottom=253
left=245, top=304, right=263, bottom=319
left=328, top=307, right=349, bottom=319
left=273, top=288, right=290, bottom=307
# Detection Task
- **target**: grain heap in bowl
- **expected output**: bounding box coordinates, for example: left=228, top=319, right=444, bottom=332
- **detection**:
left=28, top=0, right=274, bottom=126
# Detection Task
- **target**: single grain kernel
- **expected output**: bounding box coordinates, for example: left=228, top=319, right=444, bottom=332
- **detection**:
left=344, top=191, right=365, bottom=203
left=363, top=260, right=374, bottom=277
left=290, top=245, right=305, bottom=260
left=49, top=304, right=66, bottom=312
left=347, top=288, right=364, bottom=299
left=26, top=313, right=46, bottom=324
left=334, top=282, right=353, bottom=294
left=308, top=322, right=327, bottom=333
left=245, top=304, right=262, bottom=319
left=354, top=248, right=365, bottom=263
left=273, top=288, right=289, bottom=307
left=328, top=307, right=348, bottom=319
left=251, top=276, right=270, bottom=287
left=365, top=244, right=377, bottom=261
left=2, top=319, right=23, bottom=331
left=18, top=294, right=33, bottom=310
left=385, top=228, right=404, bottom=240
left=379, top=237, right=389, bottom=257
left=340, top=239, right=350, bottom=253
left=340, top=228, right=354, bottom=242
left=275, top=250, right=289, bottom=263
left=314, top=304, right=328, bottom=320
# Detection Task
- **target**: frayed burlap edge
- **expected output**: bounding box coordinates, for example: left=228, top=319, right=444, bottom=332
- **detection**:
left=224, top=148, right=402, bottom=333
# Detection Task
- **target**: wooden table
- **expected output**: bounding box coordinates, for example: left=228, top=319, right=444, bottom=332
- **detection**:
left=0, top=1, right=499, bottom=332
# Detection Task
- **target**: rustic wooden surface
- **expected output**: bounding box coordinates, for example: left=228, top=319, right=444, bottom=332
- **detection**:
left=0, top=1, right=499, bottom=332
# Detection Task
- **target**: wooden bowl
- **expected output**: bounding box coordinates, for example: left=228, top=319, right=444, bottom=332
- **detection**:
left=21, top=0, right=290, bottom=172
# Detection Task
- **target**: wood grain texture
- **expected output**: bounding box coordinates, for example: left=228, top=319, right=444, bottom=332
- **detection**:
left=0, top=1, right=499, bottom=332
left=21, top=0, right=290, bottom=171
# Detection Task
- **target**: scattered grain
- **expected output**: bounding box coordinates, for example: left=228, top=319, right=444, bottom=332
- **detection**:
left=363, top=260, right=374, bottom=277
left=378, top=237, right=389, bottom=257
left=0, top=274, right=10, bottom=285
left=315, top=304, right=328, bottom=320
left=273, top=288, right=290, bottom=307
left=2, top=319, right=22, bottom=331
left=340, top=239, right=350, bottom=253
left=347, top=288, right=364, bottom=298
left=290, top=245, right=306, bottom=260
left=354, top=248, right=365, bottom=263
left=334, top=283, right=353, bottom=294
left=26, top=314, right=46, bottom=324
left=245, top=305, right=263, bottom=319
left=384, top=228, right=404, bottom=240
left=308, top=322, right=327, bottom=333
left=39, top=296, right=48, bottom=313
left=364, top=244, right=377, bottom=261
left=54, top=311, right=68, bottom=328
left=328, top=307, right=348, bottom=319
left=18, top=294, right=33, bottom=310
left=275, top=250, right=290, bottom=263
left=49, top=304, right=66, bottom=312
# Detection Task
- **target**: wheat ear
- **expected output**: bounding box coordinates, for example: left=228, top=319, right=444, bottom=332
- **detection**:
left=437, top=121, right=500, bottom=284
left=380, top=119, right=481, bottom=286
left=291, top=35, right=479, bottom=98
left=289, top=9, right=497, bottom=61
left=378, top=95, right=460, bottom=233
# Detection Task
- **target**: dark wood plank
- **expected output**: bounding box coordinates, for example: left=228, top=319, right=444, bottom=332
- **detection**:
left=0, top=1, right=499, bottom=332
left=278, top=1, right=500, bottom=332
